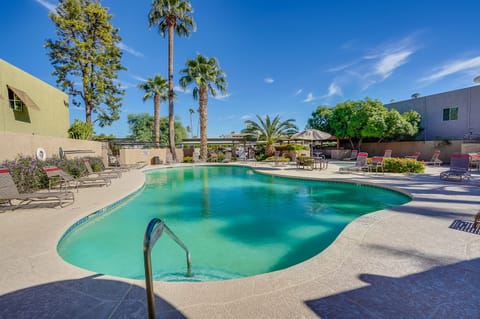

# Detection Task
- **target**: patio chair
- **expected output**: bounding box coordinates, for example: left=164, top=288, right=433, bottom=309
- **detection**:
left=43, top=166, right=111, bottom=192
left=383, top=149, right=392, bottom=158
left=82, top=159, right=121, bottom=179
left=405, top=152, right=420, bottom=160
left=425, top=150, right=442, bottom=166
left=468, top=153, right=480, bottom=171
left=339, top=152, right=369, bottom=173
left=222, top=151, right=232, bottom=163
left=342, top=150, right=358, bottom=161
left=0, top=168, right=74, bottom=208
left=440, top=153, right=471, bottom=181
left=368, top=156, right=384, bottom=174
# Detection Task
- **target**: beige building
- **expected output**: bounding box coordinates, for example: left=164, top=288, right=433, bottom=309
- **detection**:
left=0, top=58, right=69, bottom=137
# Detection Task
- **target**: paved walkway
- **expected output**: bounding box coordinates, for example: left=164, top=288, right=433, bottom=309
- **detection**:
left=1, top=163, right=479, bottom=318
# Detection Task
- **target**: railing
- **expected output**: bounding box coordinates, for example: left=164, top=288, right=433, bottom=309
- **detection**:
left=143, top=218, right=192, bottom=319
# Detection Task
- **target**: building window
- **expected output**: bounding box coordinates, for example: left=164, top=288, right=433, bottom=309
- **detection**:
left=8, top=88, right=24, bottom=112
left=443, top=107, right=458, bottom=121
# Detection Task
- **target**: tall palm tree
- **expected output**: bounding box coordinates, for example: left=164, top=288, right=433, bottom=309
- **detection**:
left=188, top=108, right=195, bottom=137
left=179, top=54, right=227, bottom=160
left=137, top=75, right=168, bottom=148
left=148, top=0, right=195, bottom=159
left=242, top=115, right=298, bottom=157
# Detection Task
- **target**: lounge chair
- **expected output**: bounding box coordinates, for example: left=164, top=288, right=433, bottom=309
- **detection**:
left=425, top=150, right=442, bottom=166
left=440, top=153, right=471, bottom=181
left=339, top=152, right=369, bottom=173
left=405, top=152, right=420, bottom=160
left=343, top=150, right=358, bottom=161
left=0, top=168, right=74, bottom=208
left=82, top=159, right=121, bottom=179
left=44, top=166, right=112, bottom=191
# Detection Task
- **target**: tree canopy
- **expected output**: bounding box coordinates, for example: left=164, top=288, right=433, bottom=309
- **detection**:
left=307, top=98, right=422, bottom=149
left=127, top=113, right=187, bottom=146
left=45, top=0, right=125, bottom=127
left=242, top=114, right=297, bottom=157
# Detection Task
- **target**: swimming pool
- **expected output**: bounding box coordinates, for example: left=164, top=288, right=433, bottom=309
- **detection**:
left=58, top=166, right=410, bottom=282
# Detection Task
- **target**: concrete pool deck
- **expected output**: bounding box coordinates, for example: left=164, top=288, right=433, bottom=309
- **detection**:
left=1, top=163, right=479, bottom=318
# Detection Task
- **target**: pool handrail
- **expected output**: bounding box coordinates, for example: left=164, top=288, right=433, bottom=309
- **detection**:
left=143, top=218, right=192, bottom=319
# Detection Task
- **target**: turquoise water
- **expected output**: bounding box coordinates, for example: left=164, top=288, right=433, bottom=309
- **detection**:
left=58, top=166, right=409, bottom=282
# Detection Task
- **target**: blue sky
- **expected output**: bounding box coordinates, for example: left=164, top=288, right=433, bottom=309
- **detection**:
left=2, top=1, right=480, bottom=137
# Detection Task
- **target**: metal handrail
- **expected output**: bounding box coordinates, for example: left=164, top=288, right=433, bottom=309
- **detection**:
left=143, top=218, right=192, bottom=319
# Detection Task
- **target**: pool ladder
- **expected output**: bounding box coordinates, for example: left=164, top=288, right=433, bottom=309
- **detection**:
left=143, top=218, right=192, bottom=319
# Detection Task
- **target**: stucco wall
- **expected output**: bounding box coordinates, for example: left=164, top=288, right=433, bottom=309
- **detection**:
left=386, top=85, right=480, bottom=141
left=359, top=140, right=465, bottom=163
left=0, top=59, right=69, bottom=137
left=0, top=131, right=105, bottom=164
left=119, top=148, right=183, bottom=165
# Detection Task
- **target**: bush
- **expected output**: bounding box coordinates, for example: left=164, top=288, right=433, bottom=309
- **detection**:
left=184, top=156, right=194, bottom=163
left=264, top=156, right=291, bottom=162
left=0, top=155, right=105, bottom=193
left=275, top=144, right=309, bottom=151
left=382, top=157, right=425, bottom=173
left=68, top=119, right=93, bottom=140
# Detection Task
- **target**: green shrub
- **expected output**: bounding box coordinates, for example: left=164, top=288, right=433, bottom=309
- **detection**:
left=264, top=156, right=291, bottom=162
left=275, top=144, right=309, bottom=151
left=382, top=157, right=425, bottom=173
left=68, top=119, right=93, bottom=140
left=184, top=156, right=194, bottom=163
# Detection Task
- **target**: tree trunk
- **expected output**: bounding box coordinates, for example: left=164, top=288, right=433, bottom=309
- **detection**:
left=154, top=93, right=160, bottom=148
left=357, top=138, right=363, bottom=151
left=168, top=24, right=176, bottom=160
left=199, top=88, right=208, bottom=160
left=85, top=104, right=92, bottom=125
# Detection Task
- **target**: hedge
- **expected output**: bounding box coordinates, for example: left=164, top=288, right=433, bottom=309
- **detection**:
left=381, top=157, right=425, bottom=173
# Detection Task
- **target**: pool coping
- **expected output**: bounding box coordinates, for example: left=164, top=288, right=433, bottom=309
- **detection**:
left=1, top=162, right=479, bottom=318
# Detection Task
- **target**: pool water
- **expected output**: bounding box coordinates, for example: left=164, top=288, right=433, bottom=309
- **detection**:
left=58, top=166, right=410, bottom=281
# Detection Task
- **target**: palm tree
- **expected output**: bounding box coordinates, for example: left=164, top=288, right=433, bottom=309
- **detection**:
left=188, top=108, right=195, bottom=137
left=148, top=0, right=195, bottom=159
left=137, top=75, right=168, bottom=148
left=179, top=54, right=227, bottom=160
left=242, top=115, right=298, bottom=157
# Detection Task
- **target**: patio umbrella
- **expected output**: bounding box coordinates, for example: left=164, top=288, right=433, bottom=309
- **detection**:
left=290, top=129, right=332, bottom=156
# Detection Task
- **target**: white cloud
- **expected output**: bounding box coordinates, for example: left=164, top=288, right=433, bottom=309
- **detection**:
left=327, top=82, right=343, bottom=97
left=328, top=34, right=419, bottom=92
left=174, top=86, right=191, bottom=94
left=241, top=114, right=252, bottom=120
left=375, top=50, right=412, bottom=79
left=303, top=92, right=315, bottom=103
left=131, top=75, right=147, bottom=82
left=294, top=89, right=303, bottom=96
left=213, top=92, right=230, bottom=101
left=264, top=77, right=274, bottom=84
left=420, top=56, right=480, bottom=82
left=34, top=0, right=56, bottom=11
left=118, top=42, right=144, bottom=58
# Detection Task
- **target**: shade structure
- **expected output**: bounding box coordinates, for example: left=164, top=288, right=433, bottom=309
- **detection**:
left=290, top=129, right=333, bottom=157
left=290, top=129, right=332, bottom=141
